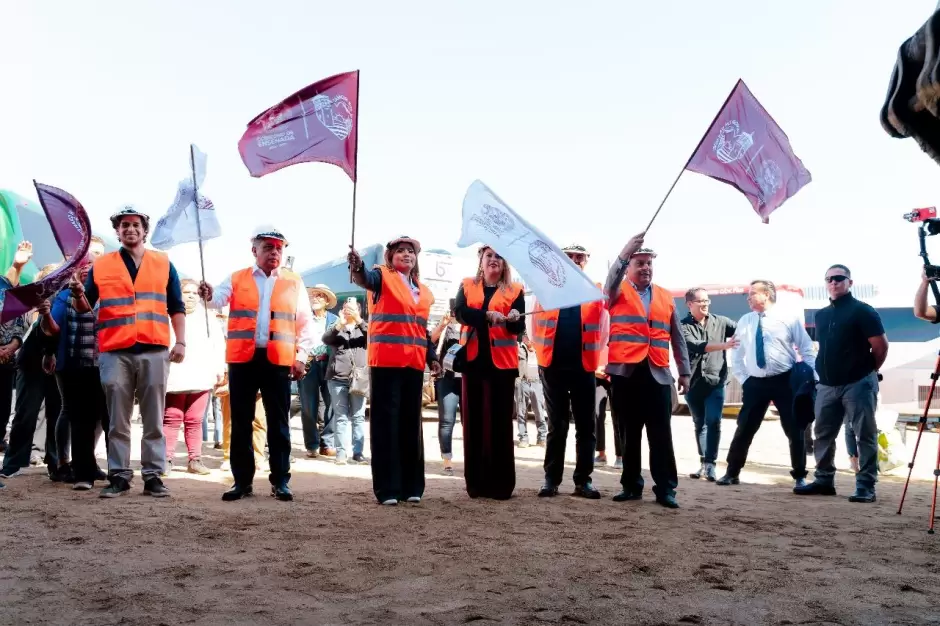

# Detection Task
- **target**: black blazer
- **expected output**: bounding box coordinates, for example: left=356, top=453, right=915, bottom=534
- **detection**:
left=790, top=361, right=816, bottom=429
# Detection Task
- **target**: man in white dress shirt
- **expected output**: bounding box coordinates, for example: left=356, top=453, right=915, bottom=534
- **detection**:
left=717, top=280, right=816, bottom=490
left=198, top=225, right=315, bottom=502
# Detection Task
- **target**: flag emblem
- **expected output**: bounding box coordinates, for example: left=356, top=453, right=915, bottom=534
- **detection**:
left=313, top=94, right=354, bottom=140
left=713, top=121, right=754, bottom=164
left=528, top=240, right=566, bottom=288
left=472, top=203, right=516, bottom=237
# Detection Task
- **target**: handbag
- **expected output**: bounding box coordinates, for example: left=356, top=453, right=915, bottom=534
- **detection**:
left=443, top=327, right=474, bottom=374
left=350, top=364, right=370, bottom=397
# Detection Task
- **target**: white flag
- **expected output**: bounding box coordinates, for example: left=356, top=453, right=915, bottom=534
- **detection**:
left=457, top=180, right=603, bottom=311
left=151, top=144, right=221, bottom=250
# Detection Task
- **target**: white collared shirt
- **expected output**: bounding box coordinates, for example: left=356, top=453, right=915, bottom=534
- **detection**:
left=209, top=265, right=315, bottom=363
left=731, top=307, right=816, bottom=384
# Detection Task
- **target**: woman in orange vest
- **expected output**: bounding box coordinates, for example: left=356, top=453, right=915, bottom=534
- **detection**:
left=455, top=246, right=525, bottom=500
left=348, top=236, right=441, bottom=506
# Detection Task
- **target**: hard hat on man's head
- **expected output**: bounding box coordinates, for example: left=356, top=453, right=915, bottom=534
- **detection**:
left=110, top=205, right=150, bottom=230
left=251, top=225, right=289, bottom=246
left=562, top=243, right=590, bottom=256
left=630, top=247, right=657, bottom=258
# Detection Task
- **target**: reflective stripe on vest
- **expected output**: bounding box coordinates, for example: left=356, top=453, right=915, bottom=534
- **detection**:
left=225, top=267, right=300, bottom=366
left=607, top=283, right=674, bottom=367
left=532, top=299, right=604, bottom=371
left=458, top=278, right=524, bottom=371
left=366, top=266, right=434, bottom=371
left=94, top=250, right=172, bottom=352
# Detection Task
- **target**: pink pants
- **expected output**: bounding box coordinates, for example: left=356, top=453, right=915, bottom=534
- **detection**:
left=164, top=391, right=210, bottom=461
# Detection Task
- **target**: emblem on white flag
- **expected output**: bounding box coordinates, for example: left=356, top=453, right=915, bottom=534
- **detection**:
left=457, top=180, right=602, bottom=311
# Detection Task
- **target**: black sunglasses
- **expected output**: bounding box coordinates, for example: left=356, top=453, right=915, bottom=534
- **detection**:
left=825, top=275, right=848, bottom=283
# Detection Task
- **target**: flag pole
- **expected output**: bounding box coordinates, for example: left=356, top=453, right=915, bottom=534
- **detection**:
left=190, top=144, right=211, bottom=336
left=644, top=79, right=742, bottom=232
left=349, top=70, right=361, bottom=280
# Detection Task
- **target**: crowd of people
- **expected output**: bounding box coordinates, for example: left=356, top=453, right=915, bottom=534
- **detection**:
left=0, top=203, right=890, bottom=508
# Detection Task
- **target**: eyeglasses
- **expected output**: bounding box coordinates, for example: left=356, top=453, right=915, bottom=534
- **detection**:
left=825, top=275, right=848, bottom=283
left=692, top=299, right=710, bottom=305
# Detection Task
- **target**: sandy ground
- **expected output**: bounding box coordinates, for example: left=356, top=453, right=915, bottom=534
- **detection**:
left=2, top=412, right=940, bottom=626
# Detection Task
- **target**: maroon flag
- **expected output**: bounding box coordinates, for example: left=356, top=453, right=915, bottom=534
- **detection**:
left=0, top=183, right=91, bottom=323
left=238, top=70, right=359, bottom=181
left=685, top=80, right=811, bottom=223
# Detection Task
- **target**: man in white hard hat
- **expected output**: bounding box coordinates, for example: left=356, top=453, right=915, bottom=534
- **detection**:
left=73, top=205, right=186, bottom=499
left=199, top=225, right=315, bottom=502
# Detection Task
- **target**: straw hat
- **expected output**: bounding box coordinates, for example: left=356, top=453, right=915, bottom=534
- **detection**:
left=308, top=284, right=337, bottom=309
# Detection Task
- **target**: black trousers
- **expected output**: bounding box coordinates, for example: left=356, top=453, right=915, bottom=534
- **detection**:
left=0, top=363, right=15, bottom=438
left=1, top=368, right=61, bottom=473
left=461, top=370, right=516, bottom=500
left=370, top=366, right=425, bottom=502
left=541, top=366, right=596, bottom=487
left=56, top=368, right=109, bottom=483
left=228, top=351, right=292, bottom=488
left=725, top=370, right=806, bottom=480
left=610, top=364, right=677, bottom=498
left=595, top=378, right=622, bottom=457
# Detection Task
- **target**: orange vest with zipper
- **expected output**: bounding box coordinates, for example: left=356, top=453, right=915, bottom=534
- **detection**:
left=459, top=279, right=524, bottom=371
left=608, top=282, right=674, bottom=367
left=366, top=266, right=434, bottom=371
left=95, top=250, right=171, bottom=352
left=532, top=299, right=605, bottom=371
left=226, top=267, right=301, bottom=366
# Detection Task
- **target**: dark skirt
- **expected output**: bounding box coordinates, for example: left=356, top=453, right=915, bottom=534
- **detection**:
left=369, top=366, right=425, bottom=503
left=460, top=371, right=516, bottom=499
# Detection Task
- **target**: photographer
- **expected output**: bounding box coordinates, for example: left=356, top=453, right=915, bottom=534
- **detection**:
left=914, top=268, right=940, bottom=322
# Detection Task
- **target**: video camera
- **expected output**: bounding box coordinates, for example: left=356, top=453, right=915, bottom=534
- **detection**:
left=904, top=206, right=940, bottom=283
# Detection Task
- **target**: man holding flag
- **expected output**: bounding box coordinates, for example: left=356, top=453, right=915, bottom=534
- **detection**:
left=604, top=233, right=690, bottom=509
left=533, top=243, right=608, bottom=499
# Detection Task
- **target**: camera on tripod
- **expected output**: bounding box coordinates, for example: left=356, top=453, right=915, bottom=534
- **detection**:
left=904, top=207, right=940, bottom=280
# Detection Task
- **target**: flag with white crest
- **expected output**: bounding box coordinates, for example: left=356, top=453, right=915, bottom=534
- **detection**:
left=151, top=144, right=222, bottom=250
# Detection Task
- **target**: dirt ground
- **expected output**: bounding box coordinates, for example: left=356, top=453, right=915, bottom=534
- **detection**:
left=2, top=413, right=940, bottom=626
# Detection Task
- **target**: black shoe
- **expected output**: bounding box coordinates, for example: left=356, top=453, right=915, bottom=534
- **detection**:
left=716, top=474, right=740, bottom=486
left=848, top=488, right=876, bottom=503
left=222, top=484, right=253, bottom=501
left=704, top=463, right=717, bottom=482
left=537, top=482, right=559, bottom=498
left=143, top=477, right=170, bottom=498
left=573, top=482, right=601, bottom=499
left=656, top=494, right=680, bottom=509
left=272, top=485, right=294, bottom=501
left=612, top=490, right=643, bottom=502
left=99, top=477, right=131, bottom=498
left=94, top=467, right=108, bottom=481
left=793, top=480, right=836, bottom=496
left=689, top=463, right=704, bottom=479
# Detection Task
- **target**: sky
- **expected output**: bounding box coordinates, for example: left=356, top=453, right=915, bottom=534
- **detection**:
left=1, top=1, right=938, bottom=302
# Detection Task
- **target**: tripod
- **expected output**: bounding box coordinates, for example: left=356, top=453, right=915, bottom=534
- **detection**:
left=896, top=349, right=940, bottom=532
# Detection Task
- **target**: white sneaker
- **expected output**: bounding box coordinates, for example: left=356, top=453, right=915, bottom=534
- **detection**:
left=0, top=468, right=23, bottom=479
left=381, top=499, right=398, bottom=506
left=220, top=461, right=231, bottom=472
left=406, top=496, right=421, bottom=503
left=72, top=481, right=93, bottom=491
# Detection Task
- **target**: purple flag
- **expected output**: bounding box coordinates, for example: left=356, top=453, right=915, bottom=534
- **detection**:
left=238, top=70, right=359, bottom=181
left=0, top=183, right=91, bottom=323
left=685, top=80, right=811, bottom=223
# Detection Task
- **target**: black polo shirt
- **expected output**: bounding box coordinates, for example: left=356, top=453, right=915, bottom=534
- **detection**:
left=680, top=313, right=736, bottom=386
left=814, top=293, right=885, bottom=386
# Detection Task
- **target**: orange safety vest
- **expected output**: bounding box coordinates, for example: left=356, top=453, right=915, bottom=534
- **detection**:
left=459, top=278, right=524, bottom=371
left=608, top=282, right=674, bottom=367
left=226, top=267, right=301, bottom=366
left=366, top=266, right=434, bottom=371
left=95, top=250, right=172, bottom=352
left=532, top=299, right=604, bottom=371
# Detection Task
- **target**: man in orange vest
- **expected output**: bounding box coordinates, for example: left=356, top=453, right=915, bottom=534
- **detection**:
left=199, top=225, right=314, bottom=502
left=533, top=243, right=608, bottom=499
left=73, top=206, right=187, bottom=499
left=604, top=232, right=691, bottom=509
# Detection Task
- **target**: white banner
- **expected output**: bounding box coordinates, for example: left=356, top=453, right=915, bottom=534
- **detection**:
left=457, top=180, right=603, bottom=311
left=151, top=144, right=222, bottom=250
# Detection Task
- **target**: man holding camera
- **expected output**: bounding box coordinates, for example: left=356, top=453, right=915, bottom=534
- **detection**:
left=795, top=265, right=887, bottom=503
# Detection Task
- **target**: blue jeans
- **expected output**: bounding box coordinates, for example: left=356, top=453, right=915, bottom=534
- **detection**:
left=844, top=419, right=858, bottom=457
left=685, top=381, right=725, bottom=465
left=329, top=380, right=365, bottom=459
left=299, top=360, right=334, bottom=451
left=435, top=376, right=462, bottom=459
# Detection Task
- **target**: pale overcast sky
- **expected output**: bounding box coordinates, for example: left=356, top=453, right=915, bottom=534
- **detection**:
left=1, top=1, right=937, bottom=301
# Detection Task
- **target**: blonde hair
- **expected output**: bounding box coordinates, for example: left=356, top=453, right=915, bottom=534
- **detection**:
left=36, top=263, right=61, bottom=281
left=475, top=246, right=514, bottom=291
left=384, top=246, right=421, bottom=281
left=180, top=278, right=199, bottom=290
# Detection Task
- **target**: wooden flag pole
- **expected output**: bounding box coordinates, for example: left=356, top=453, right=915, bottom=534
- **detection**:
left=349, top=70, right=361, bottom=280
left=644, top=79, right=742, bottom=232
left=190, top=144, right=211, bottom=337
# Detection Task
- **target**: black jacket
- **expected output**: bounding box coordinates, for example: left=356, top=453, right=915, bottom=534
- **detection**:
left=790, top=361, right=816, bottom=429
left=323, top=321, right=368, bottom=382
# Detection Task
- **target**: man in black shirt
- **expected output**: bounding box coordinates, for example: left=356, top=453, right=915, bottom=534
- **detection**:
left=679, top=288, right=738, bottom=482
left=795, top=265, right=888, bottom=503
